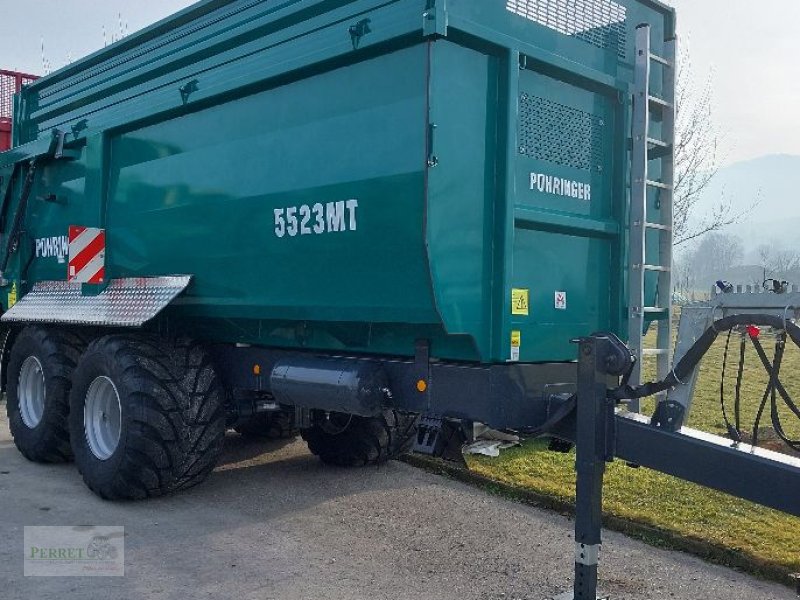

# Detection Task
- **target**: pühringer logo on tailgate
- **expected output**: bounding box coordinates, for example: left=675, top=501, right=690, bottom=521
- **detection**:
left=530, top=173, right=592, bottom=201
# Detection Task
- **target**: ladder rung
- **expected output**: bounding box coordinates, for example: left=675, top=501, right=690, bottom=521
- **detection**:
left=644, top=222, right=672, bottom=232
left=649, top=53, right=673, bottom=68
left=646, top=179, right=673, bottom=191
left=647, top=138, right=673, bottom=160
left=643, top=264, right=671, bottom=273
left=647, top=137, right=669, bottom=148
left=641, top=349, right=670, bottom=357
left=648, top=95, right=673, bottom=110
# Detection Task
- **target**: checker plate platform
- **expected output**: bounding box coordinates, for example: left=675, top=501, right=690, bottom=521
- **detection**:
left=1, top=276, right=192, bottom=327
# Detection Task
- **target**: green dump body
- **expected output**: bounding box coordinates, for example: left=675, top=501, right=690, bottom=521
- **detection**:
left=0, top=0, right=674, bottom=364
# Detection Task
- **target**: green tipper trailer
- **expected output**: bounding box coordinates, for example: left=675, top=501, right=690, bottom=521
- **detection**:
left=1, top=1, right=677, bottom=490
left=6, top=3, right=800, bottom=598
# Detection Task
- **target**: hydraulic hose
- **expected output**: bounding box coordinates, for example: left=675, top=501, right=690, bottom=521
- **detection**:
left=528, top=315, right=800, bottom=449
left=612, top=314, right=800, bottom=402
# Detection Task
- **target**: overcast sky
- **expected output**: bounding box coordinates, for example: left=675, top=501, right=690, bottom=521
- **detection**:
left=1, top=0, right=798, bottom=166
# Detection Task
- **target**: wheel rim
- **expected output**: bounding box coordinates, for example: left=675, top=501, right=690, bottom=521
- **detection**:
left=18, top=356, right=45, bottom=429
left=84, top=376, right=122, bottom=461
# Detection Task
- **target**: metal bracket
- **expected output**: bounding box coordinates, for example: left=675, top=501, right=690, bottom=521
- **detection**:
left=50, top=129, right=80, bottom=161
left=71, top=119, right=89, bottom=139
left=349, top=18, right=372, bottom=49
left=574, top=543, right=599, bottom=566
left=426, top=123, right=438, bottom=168
left=422, top=0, right=448, bottom=37
left=412, top=416, right=467, bottom=464
left=179, top=80, right=199, bottom=105
left=665, top=289, right=800, bottom=429
left=651, top=400, right=685, bottom=432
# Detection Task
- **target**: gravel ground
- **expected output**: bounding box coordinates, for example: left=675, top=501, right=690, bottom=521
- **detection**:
left=0, top=411, right=794, bottom=600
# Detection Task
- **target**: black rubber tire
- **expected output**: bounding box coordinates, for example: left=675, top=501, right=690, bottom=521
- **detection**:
left=6, top=326, right=86, bottom=463
left=68, top=334, right=226, bottom=501
left=235, top=410, right=299, bottom=439
left=302, top=410, right=419, bottom=467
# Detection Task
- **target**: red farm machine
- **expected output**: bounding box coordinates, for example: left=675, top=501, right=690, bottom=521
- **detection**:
left=0, top=70, right=37, bottom=152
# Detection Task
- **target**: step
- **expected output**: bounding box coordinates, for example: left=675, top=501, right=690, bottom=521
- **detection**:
left=643, top=264, right=671, bottom=273
left=647, top=137, right=670, bottom=148
left=641, top=348, right=670, bottom=357
left=644, top=222, right=672, bottom=232
left=646, top=179, right=673, bottom=191
left=649, top=53, right=673, bottom=68
left=648, top=95, right=673, bottom=110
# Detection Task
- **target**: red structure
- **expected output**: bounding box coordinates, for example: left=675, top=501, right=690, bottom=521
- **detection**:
left=0, top=70, right=38, bottom=151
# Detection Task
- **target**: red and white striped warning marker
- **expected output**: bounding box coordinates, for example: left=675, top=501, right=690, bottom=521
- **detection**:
left=68, top=226, right=106, bottom=284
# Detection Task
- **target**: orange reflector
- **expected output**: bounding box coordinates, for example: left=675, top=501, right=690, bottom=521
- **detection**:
left=416, top=379, right=428, bottom=393
left=253, top=364, right=262, bottom=376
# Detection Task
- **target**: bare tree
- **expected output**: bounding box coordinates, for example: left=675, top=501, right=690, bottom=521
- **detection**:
left=672, top=51, right=752, bottom=245
left=684, top=233, right=744, bottom=287
left=756, top=244, right=800, bottom=281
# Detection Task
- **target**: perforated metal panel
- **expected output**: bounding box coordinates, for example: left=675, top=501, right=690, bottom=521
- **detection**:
left=506, top=0, right=628, bottom=58
left=0, top=71, right=36, bottom=120
left=0, top=74, right=16, bottom=120
left=518, top=93, right=604, bottom=171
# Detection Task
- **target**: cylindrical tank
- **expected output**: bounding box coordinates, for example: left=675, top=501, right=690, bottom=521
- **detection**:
left=270, top=357, right=389, bottom=417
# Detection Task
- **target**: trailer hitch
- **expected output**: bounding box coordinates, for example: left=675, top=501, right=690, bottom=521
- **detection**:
left=551, top=328, right=800, bottom=599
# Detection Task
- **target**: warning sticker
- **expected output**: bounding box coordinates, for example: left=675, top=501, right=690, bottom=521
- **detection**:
left=7, top=282, right=17, bottom=308
left=510, top=330, right=521, bottom=362
left=512, top=289, right=529, bottom=316
left=555, top=291, right=567, bottom=310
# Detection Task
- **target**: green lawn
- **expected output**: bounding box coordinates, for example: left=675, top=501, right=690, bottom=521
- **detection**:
left=466, top=328, right=800, bottom=579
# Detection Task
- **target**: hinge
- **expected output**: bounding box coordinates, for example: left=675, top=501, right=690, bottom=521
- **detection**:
left=426, top=123, right=438, bottom=168
left=422, top=0, right=448, bottom=37
left=349, top=18, right=372, bottom=49
left=49, top=129, right=80, bottom=161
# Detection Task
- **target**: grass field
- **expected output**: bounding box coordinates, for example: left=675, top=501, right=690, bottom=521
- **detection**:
left=466, top=327, right=800, bottom=579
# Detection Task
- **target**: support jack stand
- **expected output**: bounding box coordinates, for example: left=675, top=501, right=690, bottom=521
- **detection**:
left=550, top=334, right=629, bottom=600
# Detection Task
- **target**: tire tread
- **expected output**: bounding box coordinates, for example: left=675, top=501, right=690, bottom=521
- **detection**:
left=71, top=334, right=225, bottom=500
left=302, top=410, right=418, bottom=467
left=6, top=326, right=88, bottom=463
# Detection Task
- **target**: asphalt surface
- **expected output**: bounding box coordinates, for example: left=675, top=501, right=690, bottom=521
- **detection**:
left=0, top=410, right=795, bottom=600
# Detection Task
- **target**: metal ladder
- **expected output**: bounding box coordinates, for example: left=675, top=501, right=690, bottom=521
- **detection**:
left=627, top=24, right=677, bottom=412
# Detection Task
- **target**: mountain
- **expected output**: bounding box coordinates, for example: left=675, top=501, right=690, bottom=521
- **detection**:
left=691, top=154, right=800, bottom=257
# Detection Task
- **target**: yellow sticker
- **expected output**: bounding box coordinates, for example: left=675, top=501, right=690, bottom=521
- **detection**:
left=510, top=330, right=521, bottom=362
left=511, top=288, right=529, bottom=315
left=7, top=282, right=17, bottom=308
